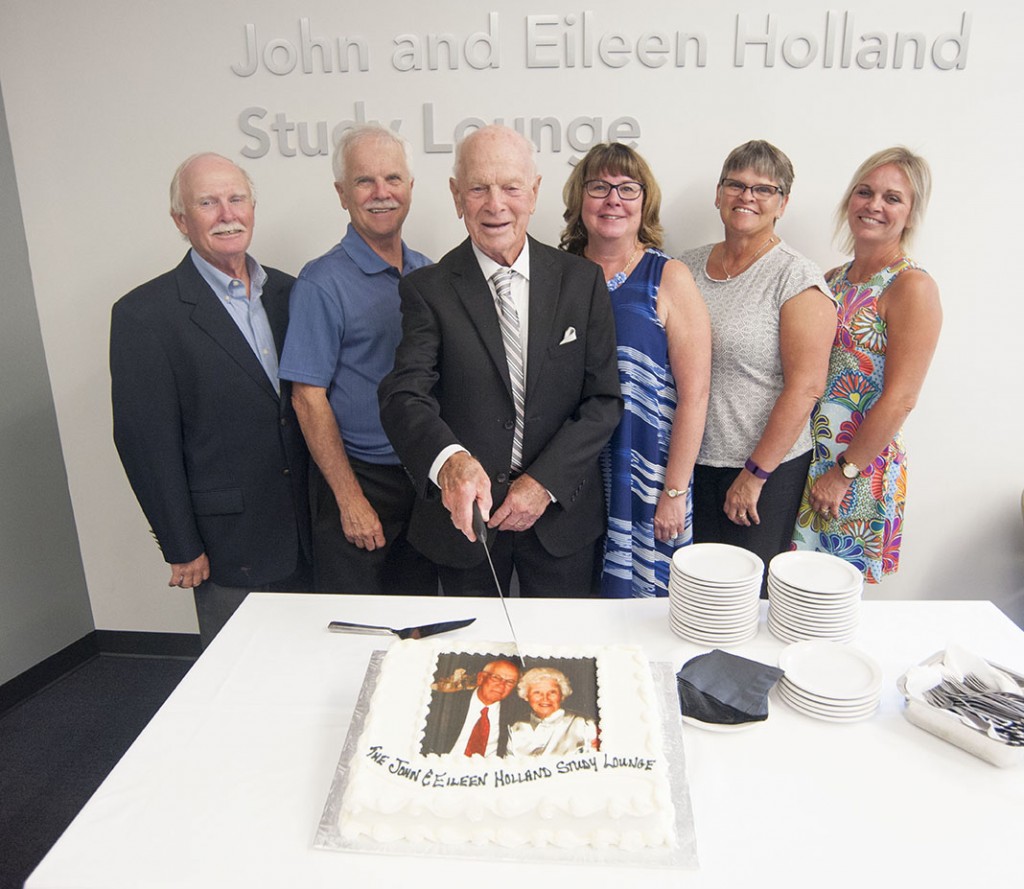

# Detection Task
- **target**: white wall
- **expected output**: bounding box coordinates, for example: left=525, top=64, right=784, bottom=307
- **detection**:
left=0, top=0, right=1020, bottom=633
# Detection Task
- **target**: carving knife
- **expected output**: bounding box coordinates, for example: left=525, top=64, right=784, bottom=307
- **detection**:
left=472, top=501, right=525, bottom=668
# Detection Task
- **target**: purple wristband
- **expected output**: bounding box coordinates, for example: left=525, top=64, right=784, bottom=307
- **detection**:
left=744, top=457, right=772, bottom=480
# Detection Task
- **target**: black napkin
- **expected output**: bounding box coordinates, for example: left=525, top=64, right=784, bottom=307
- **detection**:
left=677, top=649, right=784, bottom=725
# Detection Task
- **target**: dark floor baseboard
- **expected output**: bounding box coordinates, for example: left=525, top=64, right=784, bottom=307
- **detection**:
left=93, top=629, right=202, bottom=658
left=0, top=629, right=201, bottom=717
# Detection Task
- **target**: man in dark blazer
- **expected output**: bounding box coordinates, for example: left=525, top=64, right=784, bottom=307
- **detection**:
left=421, top=659, right=522, bottom=757
left=379, top=126, right=622, bottom=596
left=111, top=153, right=311, bottom=646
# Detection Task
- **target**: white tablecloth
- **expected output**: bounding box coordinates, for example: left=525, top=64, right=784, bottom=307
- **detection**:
left=27, top=595, right=1024, bottom=888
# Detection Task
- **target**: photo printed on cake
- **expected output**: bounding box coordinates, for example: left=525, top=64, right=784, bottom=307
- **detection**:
left=421, top=653, right=600, bottom=759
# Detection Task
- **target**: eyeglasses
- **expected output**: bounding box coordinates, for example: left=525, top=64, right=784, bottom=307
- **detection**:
left=584, top=180, right=645, bottom=201
left=481, top=672, right=518, bottom=688
left=719, top=178, right=785, bottom=199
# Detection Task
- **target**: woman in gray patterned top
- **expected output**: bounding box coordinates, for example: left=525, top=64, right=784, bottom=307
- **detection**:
left=680, top=140, right=836, bottom=588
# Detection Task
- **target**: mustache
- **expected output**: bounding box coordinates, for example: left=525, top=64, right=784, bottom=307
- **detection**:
left=211, top=223, right=247, bottom=235
left=365, top=201, right=400, bottom=211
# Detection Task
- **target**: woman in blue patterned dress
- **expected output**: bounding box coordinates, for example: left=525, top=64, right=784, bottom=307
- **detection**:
left=792, top=147, right=942, bottom=581
left=560, top=144, right=711, bottom=597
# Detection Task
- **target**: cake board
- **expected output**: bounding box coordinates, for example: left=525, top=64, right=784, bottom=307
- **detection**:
left=314, top=651, right=699, bottom=869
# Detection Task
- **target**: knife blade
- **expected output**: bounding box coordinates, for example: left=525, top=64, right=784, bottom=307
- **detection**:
left=472, top=502, right=525, bottom=668
left=327, top=617, right=475, bottom=640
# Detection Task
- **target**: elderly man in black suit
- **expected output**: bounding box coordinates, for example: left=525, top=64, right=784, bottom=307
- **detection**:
left=422, top=659, right=522, bottom=758
left=110, top=153, right=311, bottom=646
left=379, top=125, right=622, bottom=597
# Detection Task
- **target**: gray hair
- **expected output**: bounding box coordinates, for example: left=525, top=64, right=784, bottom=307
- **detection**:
left=718, top=139, right=795, bottom=196
left=169, top=153, right=255, bottom=216
left=834, top=146, right=932, bottom=254
left=453, top=124, right=537, bottom=183
left=332, top=125, right=412, bottom=183
left=517, top=667, right=572, bottom=701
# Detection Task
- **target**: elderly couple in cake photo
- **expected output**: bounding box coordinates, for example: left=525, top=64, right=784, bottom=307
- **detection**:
left=423, top=656, right=600, bottom=758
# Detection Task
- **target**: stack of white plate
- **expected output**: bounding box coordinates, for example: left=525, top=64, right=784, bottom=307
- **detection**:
left=766, top=551, right=864, bottom=644
left=776, top=640, right=882, bottom=722
left=668, top=543, right=764, bottom=647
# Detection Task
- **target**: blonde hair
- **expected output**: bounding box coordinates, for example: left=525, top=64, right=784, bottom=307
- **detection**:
left=835, top=146, right=932, bottom=254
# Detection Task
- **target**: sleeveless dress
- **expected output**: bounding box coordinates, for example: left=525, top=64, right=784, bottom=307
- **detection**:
left=791, top=258, right=920, bottom=582
left=600, top=249, right=690, bottom=598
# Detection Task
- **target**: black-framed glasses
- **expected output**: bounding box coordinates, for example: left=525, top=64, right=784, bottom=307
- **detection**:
left=585, top=179, right=645, bottom=201
left=719, top=178, right=785, bottom=199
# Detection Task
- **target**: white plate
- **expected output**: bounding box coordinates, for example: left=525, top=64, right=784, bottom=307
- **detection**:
left=672, top=543, right=764, bottom=585
left=670, top=583, right=760, bottom=606
left=767, top=590, right=860, bottom=616
left=767, top=578, right=862, bottom=608
left=670, top=575, right=761, bottom=595
left=672, top=597, right=761, bottom=620
left=767, top=612, right=853, bottom=644
left=778, top=640, right=882, bottom=699
left=768, top=601, right=859, bottom=631
left=681, top=709, right=766, bottom=733
left=671, top=621, right=759, bottom=647
left=776, top=685, right=879, bottom=723
left=768, top=615, right=856, bottom=645
left=670, top=583, right=761, bottom=606
left=779, top=677, right=880, bottom=709
left=768, top=551, right=863, bottom=594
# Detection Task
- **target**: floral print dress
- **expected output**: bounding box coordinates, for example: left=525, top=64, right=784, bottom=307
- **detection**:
left=792, top=258, right=920, bottom=582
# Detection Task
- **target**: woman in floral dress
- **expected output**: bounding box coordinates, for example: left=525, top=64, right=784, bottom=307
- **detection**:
left=792, top=147, right=942, bottom=581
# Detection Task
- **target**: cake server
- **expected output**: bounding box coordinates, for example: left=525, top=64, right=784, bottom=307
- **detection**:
left=472, top=502, right=525, bottom=667
left=327, top=617, right=475, bottom=639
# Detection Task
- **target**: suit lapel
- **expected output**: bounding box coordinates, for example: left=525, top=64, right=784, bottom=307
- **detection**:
left=524, top=237, right=559, bottom=400
left=261, top=271, right=291, bottom=357
left=175, top=255, right=280, bottom=402
left=449, top=240, right=514, bottom=397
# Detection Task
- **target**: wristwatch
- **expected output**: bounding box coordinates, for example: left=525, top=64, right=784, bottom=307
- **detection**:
left=836, top=453, right=860, bottom=480
left=665, top=488, right=685, bottom=499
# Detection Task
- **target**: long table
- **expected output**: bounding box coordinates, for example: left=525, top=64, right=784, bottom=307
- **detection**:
left=26, top=595, right=1024, bottom=887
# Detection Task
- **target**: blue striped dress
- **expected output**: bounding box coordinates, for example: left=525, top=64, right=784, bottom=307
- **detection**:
left=600, top=249, right=691, bottom=597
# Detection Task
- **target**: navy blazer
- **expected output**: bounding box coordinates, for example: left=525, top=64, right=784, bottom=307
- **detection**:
left=110, top=253, right=310, bottom=587
left=379, top=237, right=623, bottom=568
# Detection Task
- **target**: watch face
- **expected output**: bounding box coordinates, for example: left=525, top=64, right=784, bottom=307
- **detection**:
left=842, top=463, right=859, bottom=479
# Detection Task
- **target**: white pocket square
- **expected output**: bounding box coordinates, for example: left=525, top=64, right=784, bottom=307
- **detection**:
left=559, top=326, right=577, bottom=345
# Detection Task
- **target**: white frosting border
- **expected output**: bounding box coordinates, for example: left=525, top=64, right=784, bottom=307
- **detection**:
left=315, top=646, right=699, bottom=867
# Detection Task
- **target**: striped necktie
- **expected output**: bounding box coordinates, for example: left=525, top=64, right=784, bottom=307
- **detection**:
left=490, top=268, right=525, bottom=471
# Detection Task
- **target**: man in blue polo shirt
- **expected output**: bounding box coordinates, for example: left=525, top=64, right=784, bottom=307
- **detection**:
left=279, top=125, right=437, bottom=594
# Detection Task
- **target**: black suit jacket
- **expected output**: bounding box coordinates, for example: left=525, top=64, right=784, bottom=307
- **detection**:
left=110, top=253, right=310, bottom=587
left=378, top=236, right=623, bottom=568
left=421, top=688, right=518, bottom=757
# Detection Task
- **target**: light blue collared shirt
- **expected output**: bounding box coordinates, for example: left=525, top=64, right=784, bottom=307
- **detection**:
left=190, top=250, right=280, bottom=394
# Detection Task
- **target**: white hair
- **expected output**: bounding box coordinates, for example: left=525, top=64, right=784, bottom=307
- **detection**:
left=453, top=124, right=537, bottom=183
left=332, top=125, right=413, bottom=183
left=517, top=667, right=572, bottom=701
left=169, top=152, right=254, bottom=215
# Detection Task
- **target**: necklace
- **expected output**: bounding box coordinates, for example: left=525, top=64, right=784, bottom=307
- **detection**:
left=621, top=243, right=642, bottom=276
left=588, top=242, right=643, bottom=284
left=720, top=234, right=777, bottom=280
